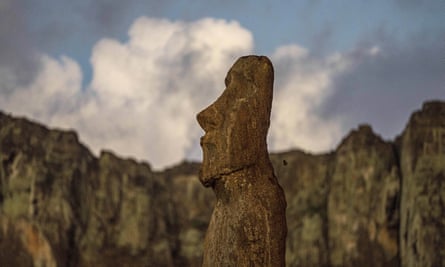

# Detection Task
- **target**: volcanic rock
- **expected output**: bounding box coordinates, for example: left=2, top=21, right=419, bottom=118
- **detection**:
left=197, top=56, right=287, bottom=266
left=1, top=99, right=444, bottom=267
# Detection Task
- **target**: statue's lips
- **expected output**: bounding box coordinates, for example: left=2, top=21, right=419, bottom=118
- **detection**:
left=200, top=135, right=213, bottom=146
left=200, top=136, right=206, bottom=146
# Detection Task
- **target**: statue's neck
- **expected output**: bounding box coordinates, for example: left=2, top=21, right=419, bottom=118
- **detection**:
left=212, top=158, right=276, bottom=201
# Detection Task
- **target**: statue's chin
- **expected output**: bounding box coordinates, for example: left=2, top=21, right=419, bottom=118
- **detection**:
left=198, top=169, right=218, bottom=187
left=199, top=163, right=252, bottom=188
left=199, top=162, right=229, bottom=187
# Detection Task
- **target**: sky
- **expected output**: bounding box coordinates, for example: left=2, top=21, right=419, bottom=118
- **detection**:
left=0, top=0, right=444, bottom=169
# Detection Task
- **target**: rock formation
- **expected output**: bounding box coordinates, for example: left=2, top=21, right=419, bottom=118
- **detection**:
left=196, top=56, right=287, bottom=266
left=0, top=98, right=444, bottom=267
left=0, top=114, right=177, bottom=267
left=326, top=125, right=400, bottom=267
left=398, top=101, right=445, bottom=267
left=270, top=150, right=331, bottom=267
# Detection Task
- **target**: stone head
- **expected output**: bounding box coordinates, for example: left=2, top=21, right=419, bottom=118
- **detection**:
left=197, top=55, right=274, bottom=186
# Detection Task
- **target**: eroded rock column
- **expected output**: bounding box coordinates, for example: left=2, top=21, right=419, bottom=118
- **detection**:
left=197, top=55, right=287, bottom=266
left=327, top=125, right=400, bottom=267
left=399, top=101, right=445, bottom=267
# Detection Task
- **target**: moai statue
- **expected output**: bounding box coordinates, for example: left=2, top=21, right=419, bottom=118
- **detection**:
left=197, top=55, right=287, bottom=266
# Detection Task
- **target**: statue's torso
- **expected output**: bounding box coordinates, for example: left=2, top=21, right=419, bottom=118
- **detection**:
left=202, top=170, right=286, bottom=267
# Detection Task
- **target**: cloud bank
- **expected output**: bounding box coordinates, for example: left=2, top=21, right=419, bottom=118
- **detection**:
left=270, top=45, right=350, bottom=152
left=1, top=17, right=254, bottom=168
left=1, top=16, right=443, bottom=169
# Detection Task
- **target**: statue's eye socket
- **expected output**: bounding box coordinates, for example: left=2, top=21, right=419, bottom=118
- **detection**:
left=225, top=74, right=231, bottom=86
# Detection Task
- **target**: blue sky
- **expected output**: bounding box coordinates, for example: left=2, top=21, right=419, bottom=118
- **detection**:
left=24, top=1, right=445, bottom=56
left=1, top=0, right=444, bottom=169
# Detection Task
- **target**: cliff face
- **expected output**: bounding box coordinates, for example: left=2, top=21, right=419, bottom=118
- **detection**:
left=0, top=114, right=177, bottom=267
left=327, top=125, right=400, bottom=267
left=398, top=101, right=445, bottom=267
left=0, top=101, right=444, bottom=267
left=269, top=125, right=401, bottom=267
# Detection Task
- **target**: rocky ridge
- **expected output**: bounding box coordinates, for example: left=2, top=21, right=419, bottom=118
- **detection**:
left=0, top=100, right=444, bottom=267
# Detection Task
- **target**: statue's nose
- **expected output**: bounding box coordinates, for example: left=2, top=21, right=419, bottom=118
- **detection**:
left=197, top=105, right=221, bottom=132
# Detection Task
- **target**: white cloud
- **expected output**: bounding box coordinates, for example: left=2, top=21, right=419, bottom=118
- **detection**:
left=368, top=45, right=381, bottom=56
left=0, top=55, right=82, bottom=125
left=2, top=16, right=381, bottom=169
left=269, top=44, right=351, bottom=153
left=83, top=17, right=253, bottom=168
left=1, top=17, right=253, bottom=169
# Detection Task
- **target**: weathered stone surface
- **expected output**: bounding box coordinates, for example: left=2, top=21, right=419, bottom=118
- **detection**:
left=270, top=151, right=331, bottom=267
left=0, top=113, right=176, bottom=267
left=0, top=114, right=92, bottom=267
left=327, top=125, right=400, bottom=267
left=1, top=97, right=444, bottom=266
left=399, top=101, right=445, bottom=267
left=197, top=56, right=287, bottom=266
left=161, top=161, right=213, bottom=266
left=77, top=151, right=175, bottom=267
